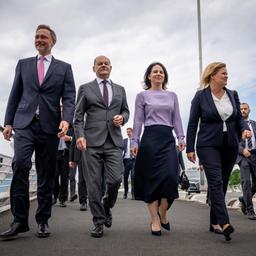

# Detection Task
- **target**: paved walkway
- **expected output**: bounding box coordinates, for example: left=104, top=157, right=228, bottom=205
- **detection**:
left=1, top=193, right=256, bottom=256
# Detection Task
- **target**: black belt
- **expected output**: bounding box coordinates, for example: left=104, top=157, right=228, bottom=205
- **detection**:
left=124, top=158, right=135, bottom=161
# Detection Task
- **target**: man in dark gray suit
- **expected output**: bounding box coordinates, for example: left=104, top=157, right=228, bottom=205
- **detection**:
left=74, top=55, right=129, bottom=238
left=122, top=127, right=135, bottom=199
left=237, top=103, right=256, bottom=220
left=0, top=24, right=76, bottom=239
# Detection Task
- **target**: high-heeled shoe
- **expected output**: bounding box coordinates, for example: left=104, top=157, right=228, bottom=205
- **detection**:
left=223, top=225, right=234, bottom=241
left=150, top=223, right=161, bottom=236
left=157, top=212, right=170, bottom=231
left=209, top=225, right=223, bottom=235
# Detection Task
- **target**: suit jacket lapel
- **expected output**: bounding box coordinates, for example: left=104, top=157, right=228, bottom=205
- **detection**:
left=225, top=89, right=236, bottom=121
left=250, top=120, right=256, bottom=137
left=205, top=87, right=222, bottom=120
left=89, top=79, right=106, bottom=105
left=32, top=56, right=40, bottom=86
left=41, top=57, right=58, bottom=85
left=109, top=81, right=117, bottom=107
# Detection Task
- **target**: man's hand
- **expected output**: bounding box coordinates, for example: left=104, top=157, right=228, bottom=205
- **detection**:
left=76, top=137, right=86, bottom=151
left=63, top=135, right=72, bottom=142
left=187, top=152, right=196, bottom=163
left=69, top=161, right=75, bottom=168
left=242, top=148, right=251, bottom=158
left=3, top=125, right=13, bottom=141
left=113, top=115, right=123, bottom=127
left=131, top=147, right=138, bottom=157
left=58, top=121, right=69, bottom=138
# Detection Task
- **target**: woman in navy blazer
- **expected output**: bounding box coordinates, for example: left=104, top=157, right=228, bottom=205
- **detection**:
left=186, top=62, right=251, bottom=241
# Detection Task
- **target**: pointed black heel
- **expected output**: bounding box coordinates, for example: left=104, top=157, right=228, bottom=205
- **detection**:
left=150, top=223, right=161, bottom=236
left=157, top=212, right=170, bottom=231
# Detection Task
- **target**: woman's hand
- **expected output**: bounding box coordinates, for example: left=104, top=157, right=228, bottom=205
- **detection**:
left=178, top=142, right=186, bottom=151
left=131, top=147, right=138, bottom=157
left=187, top=152, right=196, bottom=163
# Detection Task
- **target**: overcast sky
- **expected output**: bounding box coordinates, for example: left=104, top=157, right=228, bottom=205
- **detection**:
left=0, top=0, right=255, bottom=164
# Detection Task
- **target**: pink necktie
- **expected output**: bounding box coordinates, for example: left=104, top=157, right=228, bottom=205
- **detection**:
left=38, top=57, right=45, bottom=85
left=102, top=80, right=109, bottom=106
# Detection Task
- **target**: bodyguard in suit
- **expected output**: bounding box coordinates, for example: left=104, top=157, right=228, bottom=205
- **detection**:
left=1, top=24, right=76, bottom=239
left=74, top=55, right=129, bottom=238
left=122, top=127, right=135, bottom=199
left=186, top=62, right=251, bottom=241
left=237, top=103, right=256, bottom=220
left=69, top=134, right=88, bottom=211
left=53, top=126, right=73, bottom=207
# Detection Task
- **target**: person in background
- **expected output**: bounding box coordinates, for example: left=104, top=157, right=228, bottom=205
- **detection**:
left=53, top=125, right=73, bottom=207
left=237, top=102, right=256, bottom=220
left=74, top=55, right=129, bottom=238
left=0, top=24, right=75, bottom=239
left=69, top=135, right=88, bottom=211
left=131, top=62, right=185, bottom=236
left=122, top=127, right=136, bottom=200
left=186, top=62, right=251, bottom=241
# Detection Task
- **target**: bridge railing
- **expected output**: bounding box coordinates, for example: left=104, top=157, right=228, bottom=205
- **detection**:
left=0, top=153, right=37, bottom=212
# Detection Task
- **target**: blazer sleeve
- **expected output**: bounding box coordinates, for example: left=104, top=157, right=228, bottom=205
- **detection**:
left=186, top=91, right=201, bottom=153
left=61, top=64, right=76, bottom=126
left=74, top=86, right=86, bottom=139
left=233, top=90, right=249, bottom=134
left=120, top=87, right=130, bottom=125
left=4, top=60, right=23, bottom=126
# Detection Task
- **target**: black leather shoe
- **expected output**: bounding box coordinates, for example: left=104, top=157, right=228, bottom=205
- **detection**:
left=90, top=225, right=103, bottom=238
left=0, top=222, right=29, bottom=240
left=151, top=223, right=161, bottom=236
left=36, top=224, right=50, bottom=238
left=59, top=201, right=67, bottom=207
left=247, top=212, right=256, bottom=220
left=80, top=203, right=87, bottom=211
left=238, top=197, right=247, bottom=215
left=123, top=194, right=127, bottom=199
left=209, top=224, right=223, bottom=234
left=223, top=225, right=234, bottom=241
left=70, top=194, right=78, bottom=202
left=104, top=206, right=112, bottom=228
left=157, top=212, right=170, bottom=231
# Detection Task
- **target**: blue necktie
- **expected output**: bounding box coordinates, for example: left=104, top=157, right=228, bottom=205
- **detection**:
left=247, top=121, right=253, bottom=149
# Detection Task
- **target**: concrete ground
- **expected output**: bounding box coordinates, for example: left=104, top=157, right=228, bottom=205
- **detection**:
left=1, top=192, right=256, bottom=256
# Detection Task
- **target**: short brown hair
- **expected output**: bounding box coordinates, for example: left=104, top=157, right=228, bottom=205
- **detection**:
left=200, top=62, right=226, bottom=89
left=36, top=24, right=57, bottom=45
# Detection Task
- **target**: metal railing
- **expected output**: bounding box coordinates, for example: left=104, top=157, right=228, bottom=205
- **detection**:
left=0, top=153, right=37, bottom=212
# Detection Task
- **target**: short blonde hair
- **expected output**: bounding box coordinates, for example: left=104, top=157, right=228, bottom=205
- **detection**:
left=200, top=62, right=226, bottom=89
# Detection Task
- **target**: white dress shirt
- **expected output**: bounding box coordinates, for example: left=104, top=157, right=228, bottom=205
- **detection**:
left=36, top=54, right=52, bottom=115
left=212, top=91, right=233, bottom=132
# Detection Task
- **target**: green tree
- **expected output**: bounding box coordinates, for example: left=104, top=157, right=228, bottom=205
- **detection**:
left=229, top=168, right=241, bottom=186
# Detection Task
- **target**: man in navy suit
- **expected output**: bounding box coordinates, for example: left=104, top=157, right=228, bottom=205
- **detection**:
left=122, top=127, right=135, bottom=199
left=237, top=103, right=256, bottom=220
left=1, top=24, right=76, bottom=239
